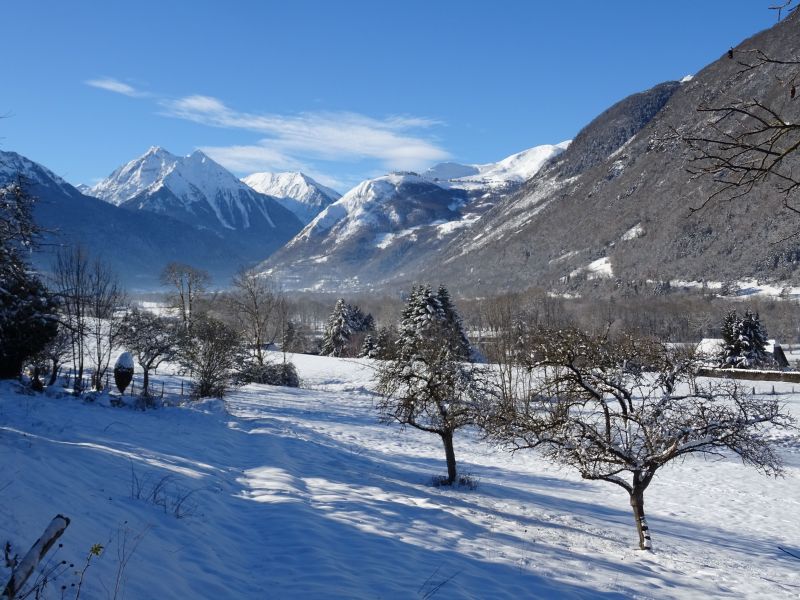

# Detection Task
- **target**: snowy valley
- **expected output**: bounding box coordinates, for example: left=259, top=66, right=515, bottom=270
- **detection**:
left=3, top=353, right=800, bottom=599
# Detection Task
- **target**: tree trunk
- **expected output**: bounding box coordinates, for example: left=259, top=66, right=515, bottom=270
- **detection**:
left=74, top=364, right=84, bottom=394
left=630, top=488, right=652, bottom=551
left=47, top=361, right=59, bottom=386
left=441, top=430, right=458, bottom=485
left=142, top=367, right=150, bottom=396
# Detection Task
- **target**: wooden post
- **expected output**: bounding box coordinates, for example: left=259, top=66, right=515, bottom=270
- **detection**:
left=2, top=515, right=70, bottom=599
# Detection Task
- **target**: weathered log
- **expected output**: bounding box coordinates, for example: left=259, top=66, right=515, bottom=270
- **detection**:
left=2, top=515, right=70, bottom=599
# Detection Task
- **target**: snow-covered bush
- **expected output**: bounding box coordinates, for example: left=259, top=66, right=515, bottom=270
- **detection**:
left=234, top=360, right=300, bottom=388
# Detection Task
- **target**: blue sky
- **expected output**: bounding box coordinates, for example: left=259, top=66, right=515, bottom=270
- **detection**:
left=1, top=1, right=781, bottom=192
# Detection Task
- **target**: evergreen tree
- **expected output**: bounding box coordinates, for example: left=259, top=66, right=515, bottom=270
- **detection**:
left=436, top=285, right=471, bottom=360
left=376, top=285, right=487, bottom=484
left=359, top=334, right=378, bottom=358
left=283, top=319, right=297, bottom=353
left=0, top=182, right=57, bottom=379
left=321, top=299, right=374, bottom=357
left=719, top=309, right=739, bottom=366
left=360, top=312, right=376, bottom=333
left=321, top=298, right=353, bottom=357
left=373, top=326, right=397, bottom=360
left=719, top=309, right=770, bottom=368
left=0, top=273, right=58, bottom=379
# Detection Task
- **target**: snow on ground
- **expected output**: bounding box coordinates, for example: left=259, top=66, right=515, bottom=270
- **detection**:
left=669, top=279, right=800, bottom=299
left=571, top=257, right=614, bottom=280
left=2, top=353, right=800, bottom=598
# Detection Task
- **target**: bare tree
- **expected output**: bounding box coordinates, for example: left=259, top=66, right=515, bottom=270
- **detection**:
left=230, top=268, right=286, bottom=365
left=34, top=323, right=71, bottom=386
left=53, top=247, right=124, bottom=391
left=486, top=327, right=795, bottom=550
left=86, top=257, right=125, bottom=390
left=118, top=309, right=181, bottom=398
left=52, top=246, right=91, bottom=392
left=179, top=316, right=241, bottom=399
left=160, top=262, right=210, bottom=329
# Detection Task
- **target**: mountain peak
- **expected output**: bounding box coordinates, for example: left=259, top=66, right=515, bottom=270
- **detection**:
left=144, top=146, right=174, bottom=158
left=242, top=171, right=340, bottom=225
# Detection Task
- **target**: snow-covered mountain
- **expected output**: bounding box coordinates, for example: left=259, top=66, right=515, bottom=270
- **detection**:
left=0, top=150, right=79, bottom=197
left=242, top=171, right=340, bottom=225
left=89, top=147, right=301, bottom=234
left=259, top=171, right=503, bottom=290
left=0, top=150, right=259, bottom=287
left=423, top=142, right=570, bottom=190
left=88, top=147, right=303, bottom=264
left=259, top=143, right=567, bottom=291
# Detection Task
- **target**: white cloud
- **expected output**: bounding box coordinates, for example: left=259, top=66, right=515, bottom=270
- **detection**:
left=85, top=78, right=148, bottom=97
left=161, top=95, right=450, bottom=171
left=199, top=144, right=305, bottom=174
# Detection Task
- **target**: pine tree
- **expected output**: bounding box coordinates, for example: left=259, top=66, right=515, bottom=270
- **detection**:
left=738, top=310, right=769, bottom=368
left=376, top=284, right=487, bottom=485
left=436, top=285, right=471, bottom=360
left=0, top=182, right=57, bottom=379
left=321, top=298, right=353, bottom=357
left=719, top=309, right=770, bottom=368
left=373, top=326, right=397, bottom=360
left=321, top=299, right=376, bottom=357
left=396, top=285, right=445, bottom=359
left=359, top=334, right=378, bottom=358
left=719, top=309, right=739, bottom=367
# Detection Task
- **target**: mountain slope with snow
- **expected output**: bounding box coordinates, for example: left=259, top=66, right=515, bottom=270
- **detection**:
left=261, top=144, right=565, bottom=291
left=88, top=147, right=304, bottom=264
left=417, top=11, right=800, bottom=294
left=259, top=172, right=493, bottom=290
left=424, top=142, right=570, bottom=190
left=242, top=171, right=340, bottom=225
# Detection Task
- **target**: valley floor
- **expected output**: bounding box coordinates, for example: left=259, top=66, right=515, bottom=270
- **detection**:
left=1, top=353, right=799, bottom=599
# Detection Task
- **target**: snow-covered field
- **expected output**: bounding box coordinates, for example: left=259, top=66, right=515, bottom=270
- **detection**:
left=2, top=353, right=800, bottom=599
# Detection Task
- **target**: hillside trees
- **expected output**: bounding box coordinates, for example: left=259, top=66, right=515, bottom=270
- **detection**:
left=485, top=327, right=795, bottom=550
left=376, top=285, right=483, bottom=484
left=0, top=181, right=57, bottom=379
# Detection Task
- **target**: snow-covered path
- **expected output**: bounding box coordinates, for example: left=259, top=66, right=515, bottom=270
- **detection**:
left=2, top=353, right=800, bottom=598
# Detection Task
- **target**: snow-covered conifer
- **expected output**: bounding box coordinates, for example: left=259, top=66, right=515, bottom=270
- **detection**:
left=321, top=298, right=353, bottom=357
left=720, top=309, right=770, bottom=368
